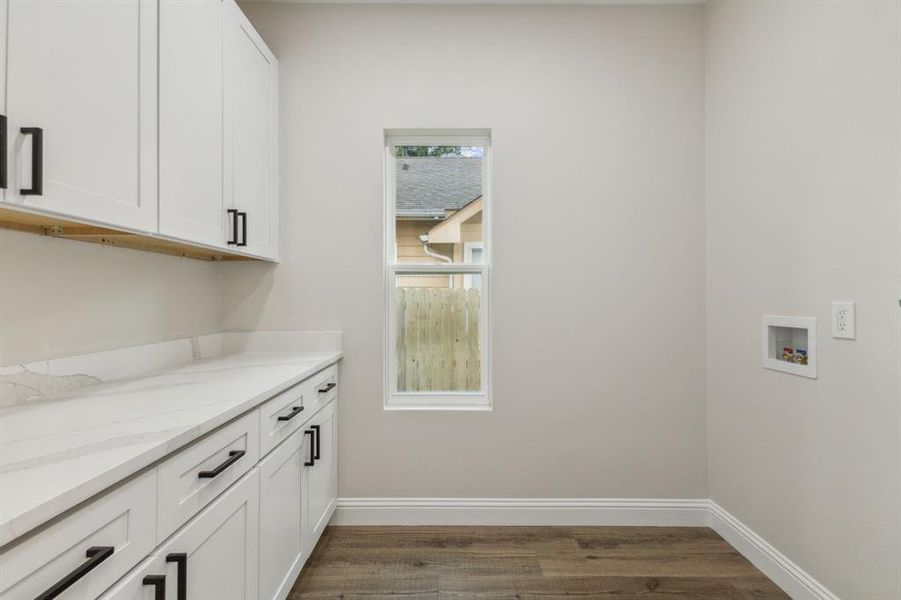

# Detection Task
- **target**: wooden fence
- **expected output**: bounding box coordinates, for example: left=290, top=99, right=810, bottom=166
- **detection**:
left=396, top=287, right=481, bottom=392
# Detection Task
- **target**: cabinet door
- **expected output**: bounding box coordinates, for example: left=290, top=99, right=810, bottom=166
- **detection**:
left=3, top=0, right=157, bottom=231
left=97, top=556, right=166, bottom=600
left=157, top=469, right=260, bottom=600
left=304, top=402, right=337, bottom=555
left=159, top=0, right=227, bottom=247
left=224, top=0, right=278, bottom=259
left=258, top=428, right=307, bottom=600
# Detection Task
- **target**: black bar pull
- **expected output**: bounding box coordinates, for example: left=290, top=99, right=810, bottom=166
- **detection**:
left=304, top=429, right=315, bottom=466
left=36, top=546, right=115, bottom=600
left=237, top=211, right=247, bottom=247
left=318, top=382, right=336, bottom=394
left=0, top=115, right=7, bottom=189
left=20, top=127, right=42, bottom=195
left=277, top=405, right=304, bottom=422
left=311, top=424, right=321, bottom=460
left=227, top=209, right=238, bottom=245
left=142, top=575, right=166, bottom=600
left=165, top=553, right=187, bottom=600
left=198, top=449, right=245, bottom=479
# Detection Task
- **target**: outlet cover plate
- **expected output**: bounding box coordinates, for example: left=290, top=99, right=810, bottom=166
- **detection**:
left=832, top=301, right=856, bottom=339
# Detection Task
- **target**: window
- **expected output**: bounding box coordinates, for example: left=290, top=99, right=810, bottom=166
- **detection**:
left=385, top=129, right=491, bottom=410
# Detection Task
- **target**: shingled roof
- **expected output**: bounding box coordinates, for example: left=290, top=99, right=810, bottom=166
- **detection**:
left=395, top=157, right=482, bottom=219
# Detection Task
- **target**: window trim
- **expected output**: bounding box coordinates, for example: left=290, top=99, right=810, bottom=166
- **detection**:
left=383, top=129, right=492, bottom=411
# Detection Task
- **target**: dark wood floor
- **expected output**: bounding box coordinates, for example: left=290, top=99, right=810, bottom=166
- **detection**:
left=288, top=526, right=789, bottom=599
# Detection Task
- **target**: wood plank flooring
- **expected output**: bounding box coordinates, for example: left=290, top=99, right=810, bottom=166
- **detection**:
left=287, top=526, right=789, bottom=599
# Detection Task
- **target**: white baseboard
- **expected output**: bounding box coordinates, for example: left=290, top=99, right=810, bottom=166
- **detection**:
left=333, top=497, right=710, bottom=526
left=708, top=501, right=839, bottom=600
left=332, top=497, right=839, bottom=600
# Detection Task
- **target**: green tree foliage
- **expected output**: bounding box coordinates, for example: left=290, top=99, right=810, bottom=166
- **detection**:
left=395, top=146, right=463, bottom=157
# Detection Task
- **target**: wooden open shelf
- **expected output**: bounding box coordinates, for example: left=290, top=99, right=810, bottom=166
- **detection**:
left=0, top=206, right=258, bottom=261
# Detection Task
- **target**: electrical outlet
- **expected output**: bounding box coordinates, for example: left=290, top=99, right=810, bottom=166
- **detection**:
left=832, top=301, right=856, bottom=339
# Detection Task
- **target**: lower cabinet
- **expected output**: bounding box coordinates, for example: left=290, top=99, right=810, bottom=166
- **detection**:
left=304, top=401, right=338, bottom=557
left=100, top=469, right=260, bottom=600
left=94, top=556, right=165, bottom=600
left=258, top=399, right=338, bottom=600
left=258, top=429, right=307, bottom=600
left=0, top=471, right=156, bottom=600
left=10, top=376, right=338, bottom=600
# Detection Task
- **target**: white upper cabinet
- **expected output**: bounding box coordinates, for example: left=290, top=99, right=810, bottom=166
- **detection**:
left=224, top=0, right=279, bottom=259
left=1, top=0, right=158, bottom=231
left=0, top=0, right=278, bottom=260
left=158, top=0, right=227, bottom=248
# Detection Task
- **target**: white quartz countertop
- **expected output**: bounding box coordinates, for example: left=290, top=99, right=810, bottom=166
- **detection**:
left=0, top=350, right=342, bottom=548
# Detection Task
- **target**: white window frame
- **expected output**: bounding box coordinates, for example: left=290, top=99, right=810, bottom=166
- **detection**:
left=384, top=129, right=491, bottom=411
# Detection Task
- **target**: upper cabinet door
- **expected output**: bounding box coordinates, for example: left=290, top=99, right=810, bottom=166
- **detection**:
left=224, top=0, right=279, bottom=259
left=159, top=0, right=227, bottom=247
left=3, top=0, right=157, bottom=231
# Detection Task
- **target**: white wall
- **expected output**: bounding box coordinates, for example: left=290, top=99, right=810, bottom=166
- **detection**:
left=226, top=2, right=707, bottom=499
left=0, top=230, right=221, bottom=365
left=705, top=1, right=901, bottom=598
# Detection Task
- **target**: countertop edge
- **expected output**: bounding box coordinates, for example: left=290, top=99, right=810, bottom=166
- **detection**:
left=0, top=351, right=343, bottom=549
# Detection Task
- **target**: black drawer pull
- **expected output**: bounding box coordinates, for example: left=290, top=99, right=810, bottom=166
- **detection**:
left=311, top=424, right=321, bottom=460
left=36, top=546, right=114, bottom=600
left=227, top=209, right=239, bottom=245
left=237, top=211, right=247, bottom=247
left=304, top=429, right=315, bottom=466
left=318, top=382, right=336, bottom=394
left=143, top=575, right=166, bottom=600
left=166, top=553, right=187, bottom=600
left=277, top=405, right=304, bottom=422
left=0, top=114, right=7, bottom=189
left=198, top=450, right=245, bottom=479
left=20, top=127, right=42, bottom=196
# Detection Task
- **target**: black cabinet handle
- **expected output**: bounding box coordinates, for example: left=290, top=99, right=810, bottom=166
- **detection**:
left=0, top=115, right=7, bottom=189
left=36, top=546, right=114, bottom=600
left=304, top=429, right=315, bottom=466
left=311, top=424, right=321, bottom=460
left=277, top=405, right=304, bottom=422
left=318, top=382, right=336, bottom=394
left=142, top=575, right=166, bottom=600
left=165, top=553, right=187, bottom=600
left=198, top=449, right=245, bottom=479
left=20, top=127, right=42, bottom=196
left=237, top=211, right=247, bottom=247
left=227, top=209, right=239, bottom=245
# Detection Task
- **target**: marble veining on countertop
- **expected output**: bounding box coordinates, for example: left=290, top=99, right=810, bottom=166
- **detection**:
left=0, top=349, right=342, bottom=548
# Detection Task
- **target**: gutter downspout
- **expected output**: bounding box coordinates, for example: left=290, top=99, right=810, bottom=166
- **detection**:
left=419, top=234, right=453, bottom=264
left=419, top=234, right=455, bottom=288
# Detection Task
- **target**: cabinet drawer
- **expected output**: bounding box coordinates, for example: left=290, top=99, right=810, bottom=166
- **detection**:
left=157, top=410, right=259, bottom=542
left=0, top=470, right=156, bottom=600
left=259, top=381, right=310, bottom=457
left=307, top=365, right=338, bottom=412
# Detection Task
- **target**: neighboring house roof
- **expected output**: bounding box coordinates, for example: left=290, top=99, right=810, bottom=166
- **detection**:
left=395, top=157, right=482, bottom=219
left=427, top=196, right=483, bottom=245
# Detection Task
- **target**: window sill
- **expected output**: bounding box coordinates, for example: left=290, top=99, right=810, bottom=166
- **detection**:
left=384, top=394, right=492, bottom=412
